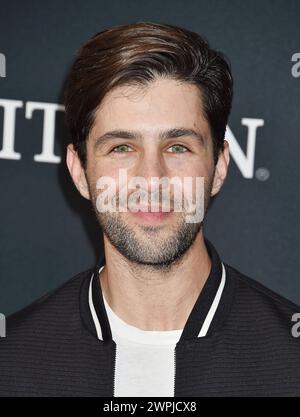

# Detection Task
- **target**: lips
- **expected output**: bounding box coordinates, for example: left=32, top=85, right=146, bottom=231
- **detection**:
left=129, top=205, right=174, bottom=213
left=129, top=209, right=173, bottom=224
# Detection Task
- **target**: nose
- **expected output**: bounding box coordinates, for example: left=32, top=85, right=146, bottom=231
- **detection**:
left=135, top=150, right=167, bottom=185
left=129, top=150, right=171, bottom=208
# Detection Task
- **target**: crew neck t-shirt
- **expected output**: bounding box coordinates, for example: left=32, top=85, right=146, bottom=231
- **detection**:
left=102, top=294, right=183, bottom=397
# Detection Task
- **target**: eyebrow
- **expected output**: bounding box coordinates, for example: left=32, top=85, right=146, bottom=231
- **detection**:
left=93, top=127, right=205, bottom=149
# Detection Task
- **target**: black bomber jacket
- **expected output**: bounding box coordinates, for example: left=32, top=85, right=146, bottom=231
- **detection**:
left=1, top=238, right=300, bottom=397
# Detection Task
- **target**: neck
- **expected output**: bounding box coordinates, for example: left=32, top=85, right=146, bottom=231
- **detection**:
left=99, top=230, right=212, bottom=331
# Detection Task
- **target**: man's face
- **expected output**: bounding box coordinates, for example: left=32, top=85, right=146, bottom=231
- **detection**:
left=72, top=78, right=227, bottom=269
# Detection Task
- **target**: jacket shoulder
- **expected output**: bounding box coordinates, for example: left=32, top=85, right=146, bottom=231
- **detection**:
left=4, top=268, right=93, bottom=332
left=224, top=262, right=300, bottom=329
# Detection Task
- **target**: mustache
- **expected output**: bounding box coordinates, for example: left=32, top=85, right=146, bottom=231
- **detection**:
left=111, top=191, right=198, bottom=212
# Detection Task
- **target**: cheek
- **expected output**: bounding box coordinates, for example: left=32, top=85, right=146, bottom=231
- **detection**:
left=88, top=163, right=126, bottom=198
left=86, top=154, right=118, bottom=180
left=168, top=157, right=213, bottom=180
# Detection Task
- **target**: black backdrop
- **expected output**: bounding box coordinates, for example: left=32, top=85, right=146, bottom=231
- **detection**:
left=0, top=0, right=300, bottom=316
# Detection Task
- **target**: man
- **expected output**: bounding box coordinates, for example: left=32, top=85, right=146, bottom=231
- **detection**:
left=1, top=21, right=300, bottom=397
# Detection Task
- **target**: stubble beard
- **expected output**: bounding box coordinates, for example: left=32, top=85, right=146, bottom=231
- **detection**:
left=88, top=177, right=213, bottom=272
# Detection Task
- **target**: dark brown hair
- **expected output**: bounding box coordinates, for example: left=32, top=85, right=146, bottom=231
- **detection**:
left=63, top=21, right=233, bottom=169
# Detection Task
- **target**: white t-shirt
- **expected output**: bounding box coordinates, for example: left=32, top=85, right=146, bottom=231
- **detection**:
left=102, top=293, right=183, bottom=397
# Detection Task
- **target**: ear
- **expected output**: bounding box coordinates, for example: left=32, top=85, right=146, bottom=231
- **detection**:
left=66, top=144, right=90, bottom=200
left=211, top=139, right=230, bottom=197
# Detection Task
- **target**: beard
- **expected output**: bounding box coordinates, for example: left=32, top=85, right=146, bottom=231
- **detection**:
left=88, top=175, right=213, bottom=272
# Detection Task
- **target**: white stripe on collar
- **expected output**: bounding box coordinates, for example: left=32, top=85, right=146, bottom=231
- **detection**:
left=88, top=263, right=226, bottom=341
left=88, top=271, right=103, bottom=340
left=197, top=262, right=226, bottom=337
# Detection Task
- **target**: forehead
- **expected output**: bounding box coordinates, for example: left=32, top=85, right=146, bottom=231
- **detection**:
left=89, top=78, right=210, bottom=138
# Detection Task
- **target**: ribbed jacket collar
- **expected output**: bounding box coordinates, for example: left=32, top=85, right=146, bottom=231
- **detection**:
left=80, top=238, right=234, bottom=343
